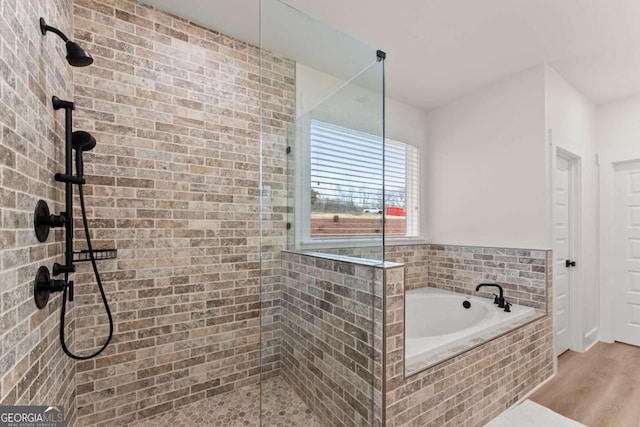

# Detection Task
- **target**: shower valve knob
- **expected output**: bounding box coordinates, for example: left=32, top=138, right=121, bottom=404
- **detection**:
left=34, top=200, right=69, bottom=242
left=34, top=266, right=69, bottom=309
left=34, top=200, right=57, bottom=242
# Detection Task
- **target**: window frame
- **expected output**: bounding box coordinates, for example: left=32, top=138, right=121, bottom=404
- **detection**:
left=294, top=118, right=425, bottom=249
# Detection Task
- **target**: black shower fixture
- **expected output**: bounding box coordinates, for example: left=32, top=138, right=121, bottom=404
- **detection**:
left=35, top=17, right=112, bottom=360
left=72, top=130, right=97, bottom=177
left=40, top=17, right=93, bottom=67
left=33, top=94, right=114, bottom=359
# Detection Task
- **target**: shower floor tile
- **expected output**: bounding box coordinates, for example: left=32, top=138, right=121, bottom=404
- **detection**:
left=129, top=375, right=322, bottom=427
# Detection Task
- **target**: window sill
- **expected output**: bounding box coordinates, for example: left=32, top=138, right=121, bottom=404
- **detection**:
left=296, top=236, right=427, bottom=251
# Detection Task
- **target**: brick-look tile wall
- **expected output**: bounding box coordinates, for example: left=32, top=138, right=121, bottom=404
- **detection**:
left=317, top=246, right=384, bottom=261
left=383, top=250, right=554, bottom=427
left=301, top=246, right=552, bottom=425
left=0, top=0, right=77, bottom=424
left=319, top=243, right=546, bottom=305
left=281, top=251, right=378, bottom=426
left=384, top=245, right=430, bottom=290
left=427, top=245, right=548, bottom=310
left=316, top=244, right=430, bottom=290
left=259, top=44, right=295, bottom=379
left=69, top=1, right=294, bottom=425
left=374, top=264, right=404, bottom=427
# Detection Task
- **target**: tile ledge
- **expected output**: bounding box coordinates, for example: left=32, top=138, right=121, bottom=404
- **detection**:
left=283, top=250, right=404, bottom=268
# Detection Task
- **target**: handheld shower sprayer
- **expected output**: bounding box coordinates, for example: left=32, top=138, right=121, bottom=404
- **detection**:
left=34, top=101, right=114, bottom=360
left=63, top=201, right=114, bottom=358
left=64, top=128, right=114, bottom=360
left=72, top=130, right=97, bottom=178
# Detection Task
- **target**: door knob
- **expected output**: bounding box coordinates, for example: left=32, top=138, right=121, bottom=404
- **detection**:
left=565, top=259, right=576, bottom=268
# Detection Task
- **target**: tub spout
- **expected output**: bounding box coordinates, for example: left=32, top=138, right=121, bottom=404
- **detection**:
left=475, top=283, right=505, bottom=308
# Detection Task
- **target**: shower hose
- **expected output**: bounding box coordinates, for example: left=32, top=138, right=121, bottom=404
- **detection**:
left=58, top=174, right=114, bottom=360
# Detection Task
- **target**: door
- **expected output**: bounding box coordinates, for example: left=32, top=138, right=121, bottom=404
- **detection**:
left=554, top=155, right=572, bottom=355
left=613, top=161, right=640, bottom=346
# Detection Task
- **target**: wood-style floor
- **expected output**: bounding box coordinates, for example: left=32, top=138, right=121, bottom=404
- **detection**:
left=530, top=342, right=640, bottom=427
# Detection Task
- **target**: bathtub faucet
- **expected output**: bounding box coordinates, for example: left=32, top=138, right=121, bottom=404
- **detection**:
left=475, top=283, right=505, bottom=308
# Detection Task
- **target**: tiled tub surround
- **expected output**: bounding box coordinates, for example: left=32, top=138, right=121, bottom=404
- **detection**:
left=299, top=244, right=549, bottom=368
left=281, top=251, right=380, bottom=426
left=427, top=245, right=548, bottom=310
left=69, top=0, right=294, bottom=425
left=322, top=244, right=549, bottom=376
left=403, top=244, right=549, bottom=374
left=0, top=0, right=77, bottom=424
left=383, top=250, right=553, bottom=427
left=290, top=247, right=552, bottom=426
left=404, top=287, right=540, bottom=374
left=314, top=244, right=430, bottom=290
left=312, top=243, right=546, bottom=306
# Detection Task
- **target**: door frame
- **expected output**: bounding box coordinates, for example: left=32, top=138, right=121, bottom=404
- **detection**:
left=599, top=153, right=640, bottom=343
left=551, top=143, right=584, bottom=354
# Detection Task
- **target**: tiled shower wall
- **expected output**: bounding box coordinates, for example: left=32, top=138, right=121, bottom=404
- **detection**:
left=0, top=0, right=76, bottom=423
left=69, top=0, right=293, bottom=425
left=280, top=251, right=378, bottom=426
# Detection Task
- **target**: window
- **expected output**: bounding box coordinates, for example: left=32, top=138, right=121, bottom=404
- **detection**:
left=308, top=120, right=419, bottom=240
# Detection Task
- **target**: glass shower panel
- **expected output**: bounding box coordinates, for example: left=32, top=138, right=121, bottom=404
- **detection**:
left=292, top=62, right=385, bottom=259
left=260, top=0, right=385, bottom=425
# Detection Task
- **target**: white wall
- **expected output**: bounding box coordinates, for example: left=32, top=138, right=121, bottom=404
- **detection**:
left=545, top=66, right=599, bottom=349
left=597, top=94, right=640, bottom=160
left=596, top=93, right=640, bottom=343
left=296, top=63, right=429, bottom=147
left=424, top=66, right=548, bottom=248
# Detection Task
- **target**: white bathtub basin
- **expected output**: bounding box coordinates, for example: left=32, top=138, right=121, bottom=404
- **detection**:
left=405, top=287, right=538, bottom=368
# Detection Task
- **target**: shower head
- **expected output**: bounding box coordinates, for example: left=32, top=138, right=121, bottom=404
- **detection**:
left=40, top=18, right=94, bottom=67
left=65, top=41, right=94, bottom=67
left=72, top=131, right=96, bottom=152
left=72, top=131, right=96, bottom=178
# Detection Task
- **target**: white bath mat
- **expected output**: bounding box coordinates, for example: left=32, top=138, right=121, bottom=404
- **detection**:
left=485, top=400, right=586, bottom=427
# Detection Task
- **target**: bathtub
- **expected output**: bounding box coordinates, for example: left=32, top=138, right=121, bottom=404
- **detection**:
left=405, top=287, right=538, bottom=369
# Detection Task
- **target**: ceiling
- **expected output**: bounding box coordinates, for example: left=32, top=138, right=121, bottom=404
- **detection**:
left=141, top=0, right=640, bottom=111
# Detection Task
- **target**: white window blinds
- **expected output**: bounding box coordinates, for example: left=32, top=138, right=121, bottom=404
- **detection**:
left=309, top=120, right=419, bottom=238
